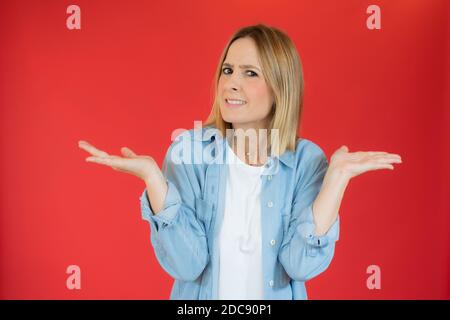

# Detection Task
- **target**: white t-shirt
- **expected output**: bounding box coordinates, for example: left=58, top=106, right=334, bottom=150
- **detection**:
left=218, top=141, right=266, bottom=300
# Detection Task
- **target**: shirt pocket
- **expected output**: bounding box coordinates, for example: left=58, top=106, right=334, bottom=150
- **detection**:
left=194, top=197, right=214, bottom=232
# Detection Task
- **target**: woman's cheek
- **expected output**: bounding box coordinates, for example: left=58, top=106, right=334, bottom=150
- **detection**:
left=251, top=82, right=272, bottom=105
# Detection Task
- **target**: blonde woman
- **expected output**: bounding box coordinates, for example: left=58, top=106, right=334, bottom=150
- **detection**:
left=78, top=24, right=402, bottom=300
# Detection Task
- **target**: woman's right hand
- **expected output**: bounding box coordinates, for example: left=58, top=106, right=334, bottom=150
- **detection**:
left=78, top=140, right=160, bottom=182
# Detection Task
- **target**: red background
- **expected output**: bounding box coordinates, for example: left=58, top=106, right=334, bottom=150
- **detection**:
left=1, top=0, right=449, bottom=299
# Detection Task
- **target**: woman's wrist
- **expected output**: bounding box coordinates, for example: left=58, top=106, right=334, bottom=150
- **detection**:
left=143, top=161, right=164, bottom=185
left=324, top=163, right=351, bottom=188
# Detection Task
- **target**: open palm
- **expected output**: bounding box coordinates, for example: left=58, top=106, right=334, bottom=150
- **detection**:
left=78, top=140, right=159, bottom=181
left=330, top=145, right=402, bottom=179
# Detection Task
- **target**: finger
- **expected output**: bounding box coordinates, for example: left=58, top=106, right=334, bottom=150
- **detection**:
left=86, top=156, right=124, bottom=167
left=366, top=151, right=388, bottom=156
left=79, top=141, right=109, bottom=157
left=374, top=164, right=394, bottom=170
left=367, top=151, right=402, bottom=160
left=363, top=163, right=395, bottom=172
left=372, top=154, right=402, bottom=163
left=121, top=147, right=137, bottom=158
left=389, top=153, right=402, bottom=160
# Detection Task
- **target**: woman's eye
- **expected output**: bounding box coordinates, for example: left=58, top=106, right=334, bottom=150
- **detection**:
left=221, top=68, right=257, bottom=77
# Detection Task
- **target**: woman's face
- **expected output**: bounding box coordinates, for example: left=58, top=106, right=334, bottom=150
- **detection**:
left=218, top=37, right=274, bottom=131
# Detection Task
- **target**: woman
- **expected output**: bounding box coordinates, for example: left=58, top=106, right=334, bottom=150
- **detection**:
left=78, top=24, right=402, bottom=299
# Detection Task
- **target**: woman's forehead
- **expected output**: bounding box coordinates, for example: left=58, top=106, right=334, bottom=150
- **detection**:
left=225, top=38, right=261, bottom=67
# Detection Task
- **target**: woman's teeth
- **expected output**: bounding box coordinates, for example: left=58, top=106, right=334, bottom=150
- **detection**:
left=226, top=99, right=246, bottom=105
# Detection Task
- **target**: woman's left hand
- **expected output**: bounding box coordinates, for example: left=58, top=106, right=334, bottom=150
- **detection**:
left=329, top=145, right=402, bottom=180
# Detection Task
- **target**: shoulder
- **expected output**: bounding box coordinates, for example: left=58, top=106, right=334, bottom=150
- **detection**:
left=293, top=138, right=328, bottom=171
left=295, top=138, right=326, bottom=158
left=164, top=125, right=221, bottom=165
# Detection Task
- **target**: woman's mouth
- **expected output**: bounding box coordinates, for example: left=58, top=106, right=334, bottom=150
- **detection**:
left=225, top=98, right=247, bottom=108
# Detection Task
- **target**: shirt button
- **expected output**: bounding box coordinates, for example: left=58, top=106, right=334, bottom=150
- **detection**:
left=269, top=280, right=274, bottom=287
left=270, top=239, right=276, bottom=246
left=267, top=175, right=272, bottom=181
left=267, top=201, right=273, bottom=208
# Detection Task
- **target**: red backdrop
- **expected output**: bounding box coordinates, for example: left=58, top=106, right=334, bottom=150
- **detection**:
left=1, top=0, right=449, bottom=299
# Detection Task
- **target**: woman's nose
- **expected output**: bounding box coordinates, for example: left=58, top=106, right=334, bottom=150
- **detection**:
left=225, top=74, right=241, bottom=91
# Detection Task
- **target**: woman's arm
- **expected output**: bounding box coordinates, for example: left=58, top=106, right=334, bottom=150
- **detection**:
left=79, top=137, right=209, bottom=281
left=144, top=163, right=168, bottom=215
left=312, top=168, right=348, bottom=236
left=278, top=142, right=401, bottom=281
left=312, top=145, right=402, bottom=236
left=278, top=142, right=339, bottom=281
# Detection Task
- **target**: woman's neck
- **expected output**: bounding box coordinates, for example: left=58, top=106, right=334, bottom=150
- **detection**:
left=229, top=130, right=270, bottom=167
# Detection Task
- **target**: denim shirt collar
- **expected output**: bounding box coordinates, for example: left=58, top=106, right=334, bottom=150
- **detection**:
left=192, top=126, right=295, bottom=169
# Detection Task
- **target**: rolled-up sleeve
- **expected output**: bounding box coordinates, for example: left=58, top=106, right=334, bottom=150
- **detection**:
left=139, top=135, right=209, bottom=282
left=140, top=179, right=182, bottom=231
left=279, top=142, right=340, bottom=282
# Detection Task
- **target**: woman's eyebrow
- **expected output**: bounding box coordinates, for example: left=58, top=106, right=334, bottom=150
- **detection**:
left=222, top=62, right=261, bottom=72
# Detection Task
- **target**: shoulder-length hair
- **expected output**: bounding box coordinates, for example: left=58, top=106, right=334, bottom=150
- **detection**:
left=203, top=23, right=304, bottom=156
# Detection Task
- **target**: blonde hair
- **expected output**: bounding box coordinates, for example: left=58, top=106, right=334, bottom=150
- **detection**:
left=204, top=23, right=304, bottom=156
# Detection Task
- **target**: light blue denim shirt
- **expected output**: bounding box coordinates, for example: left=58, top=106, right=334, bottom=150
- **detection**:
left=140, top=126, right=340, bottom=300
